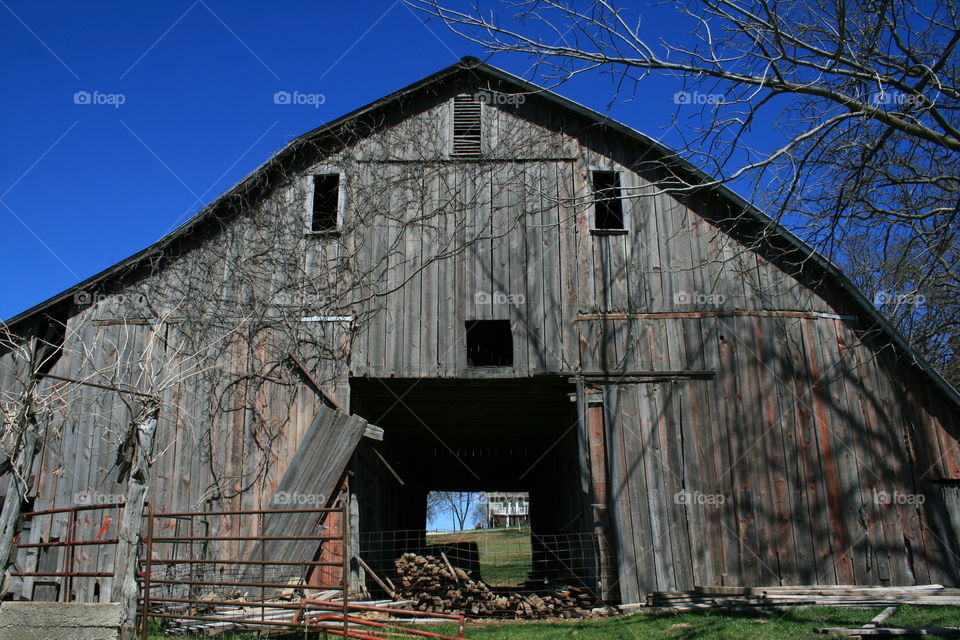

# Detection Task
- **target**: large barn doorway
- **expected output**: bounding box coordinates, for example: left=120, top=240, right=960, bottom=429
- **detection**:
left=347, top=377, right=612, bottom=605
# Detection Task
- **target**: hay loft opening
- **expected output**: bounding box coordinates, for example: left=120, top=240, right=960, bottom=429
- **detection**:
left=465, top=320, right=513, bottom=367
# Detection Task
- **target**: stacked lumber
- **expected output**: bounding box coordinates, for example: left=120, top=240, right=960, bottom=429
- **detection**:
left=394, top=553, right=607, bottom=618
left=163, top=594, right=422, bottom=635
left=647, top=585, right=960, bottom=610
left=395, top=552, right=494, bottom=614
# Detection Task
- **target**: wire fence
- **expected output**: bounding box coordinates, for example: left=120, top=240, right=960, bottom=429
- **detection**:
left=358, top=528, right=610, bottom=616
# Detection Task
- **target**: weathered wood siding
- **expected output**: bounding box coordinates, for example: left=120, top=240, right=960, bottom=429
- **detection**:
left=2, top=70, right=958, bottom=602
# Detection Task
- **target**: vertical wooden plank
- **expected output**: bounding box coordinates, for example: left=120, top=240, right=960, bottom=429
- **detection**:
left=540, top=162, right=563, bottom=373
left=604, top=384, right=638, bottom=602
left=802, top=317, right=855, bottom=584
left=663, top=196, right=696, bottom=313
left=752, top=315, right=798, bottom=585
left=574, top=153, right=596, bottom=317
left=660, top=378, right=695, bottom=590
left=381, top=164, right=402, bottom=377
left=436, top=167, right=457, bottom=377
left=696, top=317, right=741, bottom=585
left=524, top=162, right=546, bottom=373
left=452, top=166, right=468, bottom=374
left=680, top=318, right=720, bottom=587
left=715, top=316, right=757, bottom=585
left=490, top=163, right=512, bottom=322
left=420, top=167, right=439, bottom=377
left=557, top=161, right=579, bottom=371
left=475, top=164, right=494, bottom=322
left=770, top=317, right=818, bottom=584
left=403, top=168, right=424, bottom=377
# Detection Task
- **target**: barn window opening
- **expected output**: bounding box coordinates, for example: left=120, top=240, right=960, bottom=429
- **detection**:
left=465, top=320, right=512, bottom=367
left=591, top=170, right=625, bottom=230
left=424, top=490, right=532, bottom=587
left=311, top=174, right=341, bottom=232
left=452, top=94, right=482, bottom=157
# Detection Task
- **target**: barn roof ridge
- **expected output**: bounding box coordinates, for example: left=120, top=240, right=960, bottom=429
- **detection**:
left=6, top=56, right=958, bottom=406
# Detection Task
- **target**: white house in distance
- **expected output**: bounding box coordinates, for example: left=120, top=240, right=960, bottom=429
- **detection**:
left=481, top=492, right=529, bottom=528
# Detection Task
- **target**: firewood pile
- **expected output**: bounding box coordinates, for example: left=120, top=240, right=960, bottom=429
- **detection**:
left=394, top=553, right=608, bottom=618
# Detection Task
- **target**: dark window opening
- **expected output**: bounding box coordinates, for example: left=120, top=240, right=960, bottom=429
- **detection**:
left=465, top=320, right=512, bottom=367
left=592, top=170, right=624, bottom=230
left=311, top=174, right=340, bottom=232
left=452, top=94, right=482, bottom=157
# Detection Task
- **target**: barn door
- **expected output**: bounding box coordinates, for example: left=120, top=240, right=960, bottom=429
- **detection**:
left=576, top=380, right=617, bottom=601
left=601, top=381, right=697, bottom=603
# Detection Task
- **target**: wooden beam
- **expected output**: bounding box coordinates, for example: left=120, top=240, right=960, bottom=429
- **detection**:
left=371, top=448, right=404, bottom=485
left=815, top=627, right=960, bottom=636
left=539, top=370, right=715, bottom=379
left=91, top=319, right=154, bottom=326
left=354, top=554, right=396, bottom=599
left=578, top=370, right=715, bottom=378
left=576, top=310, right=857, bottom=321
left=865, top=607, right=899, bottom=629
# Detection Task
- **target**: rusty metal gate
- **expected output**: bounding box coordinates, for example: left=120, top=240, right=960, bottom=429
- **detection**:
left=8, top=502, right=464, bottom=640
left=138, top=504, right=464, bottom=639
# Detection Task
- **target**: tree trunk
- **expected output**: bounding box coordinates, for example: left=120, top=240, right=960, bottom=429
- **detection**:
left=110, top=407, right=158, bottom=640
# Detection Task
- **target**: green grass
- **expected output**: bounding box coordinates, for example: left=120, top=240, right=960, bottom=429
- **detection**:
left=147, top=606, right=960, bottom=639
left=452, top=606, right=960, bottom=639
left=428, top=527, right=532, bottom=586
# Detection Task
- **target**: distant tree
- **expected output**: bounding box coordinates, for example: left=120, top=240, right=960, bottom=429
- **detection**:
left=428, top=491, right=482, bottom=530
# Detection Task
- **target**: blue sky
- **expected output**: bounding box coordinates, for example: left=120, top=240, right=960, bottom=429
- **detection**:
left=428, top=505, right=461, bottom=532
left=1, top=1, right=707, bottom=320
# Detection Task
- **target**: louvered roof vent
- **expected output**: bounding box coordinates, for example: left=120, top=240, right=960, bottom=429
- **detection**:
left=452, top=94, right=482, bottom=157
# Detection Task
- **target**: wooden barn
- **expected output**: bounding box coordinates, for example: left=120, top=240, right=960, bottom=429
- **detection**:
left=2, top=57, right=960, bottom=607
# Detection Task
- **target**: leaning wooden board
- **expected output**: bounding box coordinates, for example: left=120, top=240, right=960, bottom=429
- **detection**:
left=241, top=404, right=378, bottom=578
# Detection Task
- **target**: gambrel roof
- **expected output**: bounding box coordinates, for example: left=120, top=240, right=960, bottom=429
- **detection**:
left=6, top=57, right=958, bottom=406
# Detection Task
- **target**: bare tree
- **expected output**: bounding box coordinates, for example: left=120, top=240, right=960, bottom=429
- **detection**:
left=429, top=491, right=481, bottom=531
left=0, top=322, right=65, bottom=584
left=406, top=0, right=960, bottom=385
left=0, top=308, right=232, bottom=639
